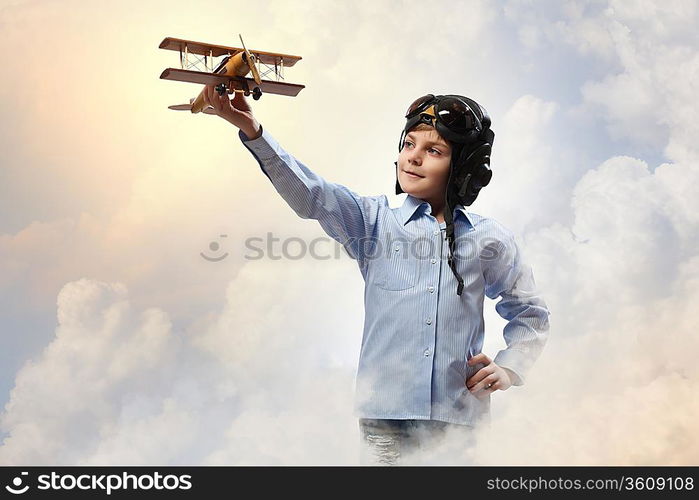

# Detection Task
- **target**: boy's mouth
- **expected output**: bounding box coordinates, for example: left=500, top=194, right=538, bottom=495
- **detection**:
left=403, top=169, right=425, bottom=178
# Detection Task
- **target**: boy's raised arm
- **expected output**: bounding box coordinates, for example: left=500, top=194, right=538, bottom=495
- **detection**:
left=202, top=85, right=380, bottom=263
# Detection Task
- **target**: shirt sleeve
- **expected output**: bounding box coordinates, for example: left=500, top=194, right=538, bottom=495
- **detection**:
left=239, top=125, right=381, bottom=264
left=481, top=230, right=551, bottom=386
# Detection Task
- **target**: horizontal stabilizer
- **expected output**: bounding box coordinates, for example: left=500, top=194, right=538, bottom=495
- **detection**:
left=167, top=103, right=217, bottom=114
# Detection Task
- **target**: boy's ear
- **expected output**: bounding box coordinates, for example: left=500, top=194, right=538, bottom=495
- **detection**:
left=476, top=104, right=491, bottom=130
left=481, top=128, right=495, bottom=146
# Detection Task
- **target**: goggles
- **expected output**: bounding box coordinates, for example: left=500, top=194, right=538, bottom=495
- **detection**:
left=402, top=94, right=484, bottom=145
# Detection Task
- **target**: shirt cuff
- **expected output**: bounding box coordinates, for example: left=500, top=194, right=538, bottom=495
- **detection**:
left=238, top=124, right=284, bottom=161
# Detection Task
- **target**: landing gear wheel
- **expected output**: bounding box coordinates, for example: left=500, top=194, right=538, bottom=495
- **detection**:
left=252, top=87, right=262, bottom=101
left=214, top=83, right=227, bottom=96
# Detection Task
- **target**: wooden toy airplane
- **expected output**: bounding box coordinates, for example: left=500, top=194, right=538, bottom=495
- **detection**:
left=159, top=35, right=304, bottom=114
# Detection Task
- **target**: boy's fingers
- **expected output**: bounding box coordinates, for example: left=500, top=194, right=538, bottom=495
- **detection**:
left=221, top=90, right=232, bottom=108
left=468, top=353, right=491, bottom=366
left=205, top=86, right=214, bottom=109
left=230, top=91, right=241, bottom=109
left=466, top=369, right=484, bottom=388
left=465, top=366, right=491, bottom=389
left=469, top=373, right=498, bottom=393
left=210, top=86, right=221, bottom=111
left=232, top=90, right=251, bottom=112
left=211, top=88, right=222, bottom=112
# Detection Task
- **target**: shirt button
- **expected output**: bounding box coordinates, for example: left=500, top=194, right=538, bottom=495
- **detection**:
left=394, top=246, right=400, bottom=252
left=433, top=230, right=440, bottom=235
left=424, top=349, right=431, bottom=357
left=426, top=318, right=432, bottom=325
left=430, top=258, right=437, bottom=264
left=427, top=286, right=435, bottom=293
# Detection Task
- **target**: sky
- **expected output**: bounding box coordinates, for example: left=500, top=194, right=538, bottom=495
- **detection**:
left=1, top=0, right=698, bottom=465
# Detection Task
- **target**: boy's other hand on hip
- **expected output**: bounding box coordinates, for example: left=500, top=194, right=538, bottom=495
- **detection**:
left=466, top=353, right=513, bottom=398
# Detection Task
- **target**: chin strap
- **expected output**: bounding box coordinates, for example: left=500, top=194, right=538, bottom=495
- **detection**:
left=444, top=168, right=465, bottom=296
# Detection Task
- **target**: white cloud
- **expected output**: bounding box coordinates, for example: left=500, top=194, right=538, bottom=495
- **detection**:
left=505, top=0, right=699, bottom=162
left=0, top=279, right=183, bottom=464
left=0, top=254, right=365, bottom=465
left=474, top=94, right=565, bottom=234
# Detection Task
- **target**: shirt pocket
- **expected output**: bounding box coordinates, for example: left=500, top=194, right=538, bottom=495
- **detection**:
left=372, top=244, right=419, bottom=291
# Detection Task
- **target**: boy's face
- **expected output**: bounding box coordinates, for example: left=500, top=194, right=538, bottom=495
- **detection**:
left=397, top=128, right=452, bottom=204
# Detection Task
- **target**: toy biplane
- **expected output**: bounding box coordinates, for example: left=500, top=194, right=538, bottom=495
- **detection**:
left=159, top=35, right=304, bottom=114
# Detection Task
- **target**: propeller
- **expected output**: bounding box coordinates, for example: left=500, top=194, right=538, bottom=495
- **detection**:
left=239, top=34, right=261, bottom=85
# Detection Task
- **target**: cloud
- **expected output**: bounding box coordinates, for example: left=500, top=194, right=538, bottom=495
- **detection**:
left=0, top=252, right=365, bottom=464
left=504, top=0, right=699, bottom=162
left=474, top=94, right=565, bottom=234
left=0, top=279, right=182, bottom=464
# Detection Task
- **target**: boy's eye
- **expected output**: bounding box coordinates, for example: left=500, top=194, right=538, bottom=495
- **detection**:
left=403, top=140, right=442, bottom=155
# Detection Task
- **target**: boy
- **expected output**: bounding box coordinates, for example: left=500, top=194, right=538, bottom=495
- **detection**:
left=202, top=86, right=551, bottom=465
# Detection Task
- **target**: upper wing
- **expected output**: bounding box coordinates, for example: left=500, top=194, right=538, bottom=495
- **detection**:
left=159, top=37, right=302, bottom=67
left=160, top=69, right=305, bottom=97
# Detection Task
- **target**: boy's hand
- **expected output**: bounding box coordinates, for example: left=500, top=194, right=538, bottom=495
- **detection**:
left=466, top=353, right=513, bottom=398
left=202, top=84, right=261, bottom=139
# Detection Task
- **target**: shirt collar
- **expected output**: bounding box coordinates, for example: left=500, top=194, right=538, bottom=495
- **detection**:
left=399, top=194, right=475, bottom=229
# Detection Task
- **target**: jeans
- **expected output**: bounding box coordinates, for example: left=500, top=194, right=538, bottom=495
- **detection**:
left=358, top=418, right=475, bottom=466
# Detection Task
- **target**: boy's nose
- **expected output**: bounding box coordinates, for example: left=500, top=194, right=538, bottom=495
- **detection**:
left=407, top=151, right=422, bottom=165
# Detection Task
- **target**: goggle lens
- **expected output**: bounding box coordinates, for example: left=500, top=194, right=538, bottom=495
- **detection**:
left=405, top=94, right=435, bottom=118
left=404, top=94, right=482, bottom=141
left=435, top=97, right=477, bottom=133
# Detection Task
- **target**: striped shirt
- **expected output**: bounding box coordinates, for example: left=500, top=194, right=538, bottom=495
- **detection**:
left=240, top=126, right=551, bottom=427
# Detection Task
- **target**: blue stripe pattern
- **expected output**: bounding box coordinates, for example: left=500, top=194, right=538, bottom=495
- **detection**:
left=240, top=126, right=551, bottom=427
